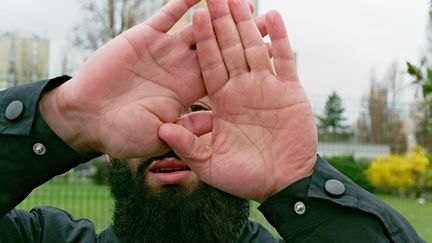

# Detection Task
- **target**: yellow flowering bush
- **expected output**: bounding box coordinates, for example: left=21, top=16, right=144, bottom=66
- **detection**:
left=366, top=147, right=432, bottom=193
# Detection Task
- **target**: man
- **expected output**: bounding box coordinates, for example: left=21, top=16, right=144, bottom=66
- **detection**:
left=105, top=98, right=281, bottom=242
left=0, top=0, right=425, bottom=242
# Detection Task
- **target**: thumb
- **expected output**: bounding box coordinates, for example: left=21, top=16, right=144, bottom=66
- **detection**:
left=158, top=123, right=211, bottom=173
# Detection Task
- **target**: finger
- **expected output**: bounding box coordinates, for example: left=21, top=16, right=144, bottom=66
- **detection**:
left=175, top=111, right=213, bottom=136
left=159, top=123, right=210, bottom=166
left=207, top=0, right=248, bottom=77
left=176, top=2, right=260, bottom=47
left=146, top=0, right=200, bottom=33
left=266, top=42, right=273, bottom=58
left=255, top=15, right=268, bottom=38
left=193, top=9, right=229, bottom=95
left=177, top=14, right=268, bottom=48
left=229, top=0, right=273, bottom=73
left=247, top=0, right=255, bottom=14
left=266, top=11, right=299, bottom=82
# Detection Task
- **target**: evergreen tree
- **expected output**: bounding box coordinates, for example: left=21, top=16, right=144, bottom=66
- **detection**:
left=318, top=91, right=350, bottom=141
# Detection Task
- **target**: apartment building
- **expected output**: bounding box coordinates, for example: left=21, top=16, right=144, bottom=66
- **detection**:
left=0, top=33, right=49, bottom=90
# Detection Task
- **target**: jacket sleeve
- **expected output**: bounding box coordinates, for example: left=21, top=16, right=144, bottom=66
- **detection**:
left=0, top=207, right=97, bottom=243
left=0, top=77, right=96, bottom=216
left=258, top=156, right=426, bottom=243
left=237, top=220, right=284, bottom=243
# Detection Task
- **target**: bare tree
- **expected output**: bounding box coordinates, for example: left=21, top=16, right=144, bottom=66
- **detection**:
left=411, top=99, right=432, bottom=151
left=406, top=1, right=432, bottom=152
left=356, top=64, right=407, bottom=153
left=73, top=0, right=163, bottom=56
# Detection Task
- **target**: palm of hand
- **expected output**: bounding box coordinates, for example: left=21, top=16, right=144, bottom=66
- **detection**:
left=61, top=1, right=204, bottom=158
left=208, top=73, right=317, bottom=201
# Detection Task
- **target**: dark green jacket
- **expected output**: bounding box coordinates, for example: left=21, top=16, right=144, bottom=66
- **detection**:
left=0, top=77, right=425, bottom=242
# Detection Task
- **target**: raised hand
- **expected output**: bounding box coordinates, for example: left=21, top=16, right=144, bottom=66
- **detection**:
left=40, top=0, right=205, bottom=159
left=159, top=0, right=318, bottom=202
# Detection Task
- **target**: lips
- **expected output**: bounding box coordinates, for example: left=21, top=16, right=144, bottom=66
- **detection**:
left=147, top=151, right=193, bottom=185
left=149, top=158, right=191, bottom=173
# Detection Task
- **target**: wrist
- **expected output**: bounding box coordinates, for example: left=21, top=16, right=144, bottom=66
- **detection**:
left=39, top=80, right=99, bottom=154
left=259, top=155, right=317, bottom=203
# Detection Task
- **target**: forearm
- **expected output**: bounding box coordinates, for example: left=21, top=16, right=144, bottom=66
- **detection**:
left=258, top=156, right=425, bottom=243
left=0, top=77, right=95, bottom=216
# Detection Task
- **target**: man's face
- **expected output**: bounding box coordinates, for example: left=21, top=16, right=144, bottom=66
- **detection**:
left=128, top=97, right=212, bottom=194
left=107, top=97, right=249, bottom=243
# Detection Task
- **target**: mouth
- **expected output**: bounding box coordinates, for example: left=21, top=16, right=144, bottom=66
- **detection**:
left=146, top=151, right=193, bottom=185
left=148, top=150, right=191, bottom=172
left=152, top=167, right=191, bottom=173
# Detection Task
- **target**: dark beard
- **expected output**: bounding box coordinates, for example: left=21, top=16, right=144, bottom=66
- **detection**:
left=108, top=158, right=250, bottom=243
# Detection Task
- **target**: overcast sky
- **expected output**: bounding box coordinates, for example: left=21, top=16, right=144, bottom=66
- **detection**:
left=0, top=0, right=429, bottom=104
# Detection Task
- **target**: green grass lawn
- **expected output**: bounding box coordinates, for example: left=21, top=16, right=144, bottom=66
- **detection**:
left=17, top=182, right=114, bottom=232
left=375, top=193, right=432, bottom=242
left=17, top=183, right=432, bottom=241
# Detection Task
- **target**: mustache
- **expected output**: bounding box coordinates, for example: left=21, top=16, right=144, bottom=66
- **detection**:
left=137, top=150, right=181, bottom=174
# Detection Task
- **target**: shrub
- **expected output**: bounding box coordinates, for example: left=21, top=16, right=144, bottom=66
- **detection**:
left=365, top=146, right=432, bottom=195
left=324, top=156, right=374, bottom=192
